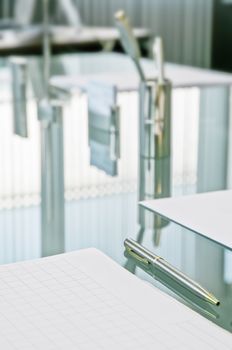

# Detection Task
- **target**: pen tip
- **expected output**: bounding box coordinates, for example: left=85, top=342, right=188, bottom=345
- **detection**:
left=209, top=294, right=220, bottom=306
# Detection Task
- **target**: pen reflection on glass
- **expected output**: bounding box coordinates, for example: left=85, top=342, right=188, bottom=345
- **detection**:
left=124, top=238, right=220, bottom=306
left=124, top=248, right=219, bottom=320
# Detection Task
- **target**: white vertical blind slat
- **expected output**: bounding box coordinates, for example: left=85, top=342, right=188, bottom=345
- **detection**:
left=74, top=0, right=213, bottom=68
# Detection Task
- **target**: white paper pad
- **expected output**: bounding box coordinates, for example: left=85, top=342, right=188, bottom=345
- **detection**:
left=141, top=190, right=232, bottom=249
left=50, top=57, right=232, bottom=93
left=0, top=248, right=231, bottom=349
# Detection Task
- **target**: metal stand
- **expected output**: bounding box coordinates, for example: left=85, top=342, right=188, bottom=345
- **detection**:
left=114, top=9, right=171, bottom=253
left=39, top=99, right=65, bottom=256
left=124, top=78, right=172, bottom=271
left=39, top=0, right=65, bottom=256
left=6, top=0, right=65, bottom=257
left=138, top=78, right=172, bottom=243
left=10, top=57, right=28, bottom=138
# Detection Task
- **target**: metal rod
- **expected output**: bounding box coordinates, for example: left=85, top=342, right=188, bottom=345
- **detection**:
left=10, top=57, right=28, bottom=138
left=42, top=0, right=51, bottom=96
left=138, top=79, right=171, bottom=232
left=38, top=0, right=65, bottom=256
left=40, top=100, right=65, bottom=257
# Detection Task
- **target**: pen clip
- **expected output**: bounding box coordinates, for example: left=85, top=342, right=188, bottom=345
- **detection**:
left=125, top=247, right=150, bottom=265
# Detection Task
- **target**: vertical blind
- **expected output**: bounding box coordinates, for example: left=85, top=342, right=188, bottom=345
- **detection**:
left=74, top=0, right=214, bottom=68
left=1, top=0, right=214, bottom=67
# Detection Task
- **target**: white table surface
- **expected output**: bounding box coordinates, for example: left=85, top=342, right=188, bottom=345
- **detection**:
left=50, top=53, right=232, bottom=92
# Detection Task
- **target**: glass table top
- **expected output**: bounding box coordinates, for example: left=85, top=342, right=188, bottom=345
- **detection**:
left=0, top=52, right=231, bottom=334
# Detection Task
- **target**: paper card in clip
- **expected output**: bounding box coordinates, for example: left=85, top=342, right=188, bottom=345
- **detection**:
left=87, top=81, right=120, bottom=176
left=10, top=57, right=28, bottom=138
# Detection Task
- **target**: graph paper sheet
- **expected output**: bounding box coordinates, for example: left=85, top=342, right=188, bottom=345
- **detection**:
left=0, top=248, right=231, bottom=350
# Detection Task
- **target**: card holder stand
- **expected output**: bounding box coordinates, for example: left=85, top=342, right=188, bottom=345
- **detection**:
left=10, top=57, right=28, bottom=138
left=38, top=98, right=65, bottom=256
left=138, top=79, right=172, bottom=233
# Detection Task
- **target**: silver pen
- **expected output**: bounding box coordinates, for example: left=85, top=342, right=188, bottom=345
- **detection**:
left=124, top=238, right=220, bottom=306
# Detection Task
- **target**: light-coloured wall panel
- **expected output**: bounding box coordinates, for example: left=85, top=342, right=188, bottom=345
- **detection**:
left=74, top=0, right=214, bottom=68
left=139, top=0, right=213, bottom=67
left=2, top=0, right=213, bottom=67
left=74, top=0, right=140, bottom=26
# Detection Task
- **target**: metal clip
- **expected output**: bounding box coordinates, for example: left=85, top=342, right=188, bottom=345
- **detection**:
left=154, top=84, right=166, bottom=136
left=125, top=247, right=150, bottom=265
left=110, top=105, right=120, bottom=161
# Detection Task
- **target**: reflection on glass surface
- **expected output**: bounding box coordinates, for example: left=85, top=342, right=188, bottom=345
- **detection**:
left=136, top=74, right=171, bottom=260
left=125, top=214, right=232, bottom=333
left=0, top=53, right=231, bottom=333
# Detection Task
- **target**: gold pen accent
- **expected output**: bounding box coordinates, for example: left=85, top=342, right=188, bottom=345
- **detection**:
left=124, top=238, right=220, bottom=306
left=207, top=293, right=220, bottom=307
left=125, top=246, right=149, bottom=265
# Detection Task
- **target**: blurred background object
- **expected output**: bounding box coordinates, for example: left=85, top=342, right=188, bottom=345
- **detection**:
left=0, top=0, right=231, bottom=334
left=0, top=0, right=150, bottom=56
left=87, top=81, right=120, bottom=176
left=212, top=0, right=232, bottom=72
left=1, top=0, right=232, bottom=71
left=1, top=0, right=82, bottom=27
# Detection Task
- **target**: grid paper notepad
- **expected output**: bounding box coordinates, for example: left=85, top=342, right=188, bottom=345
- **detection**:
left=0, top=248, right=231, bottom=350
